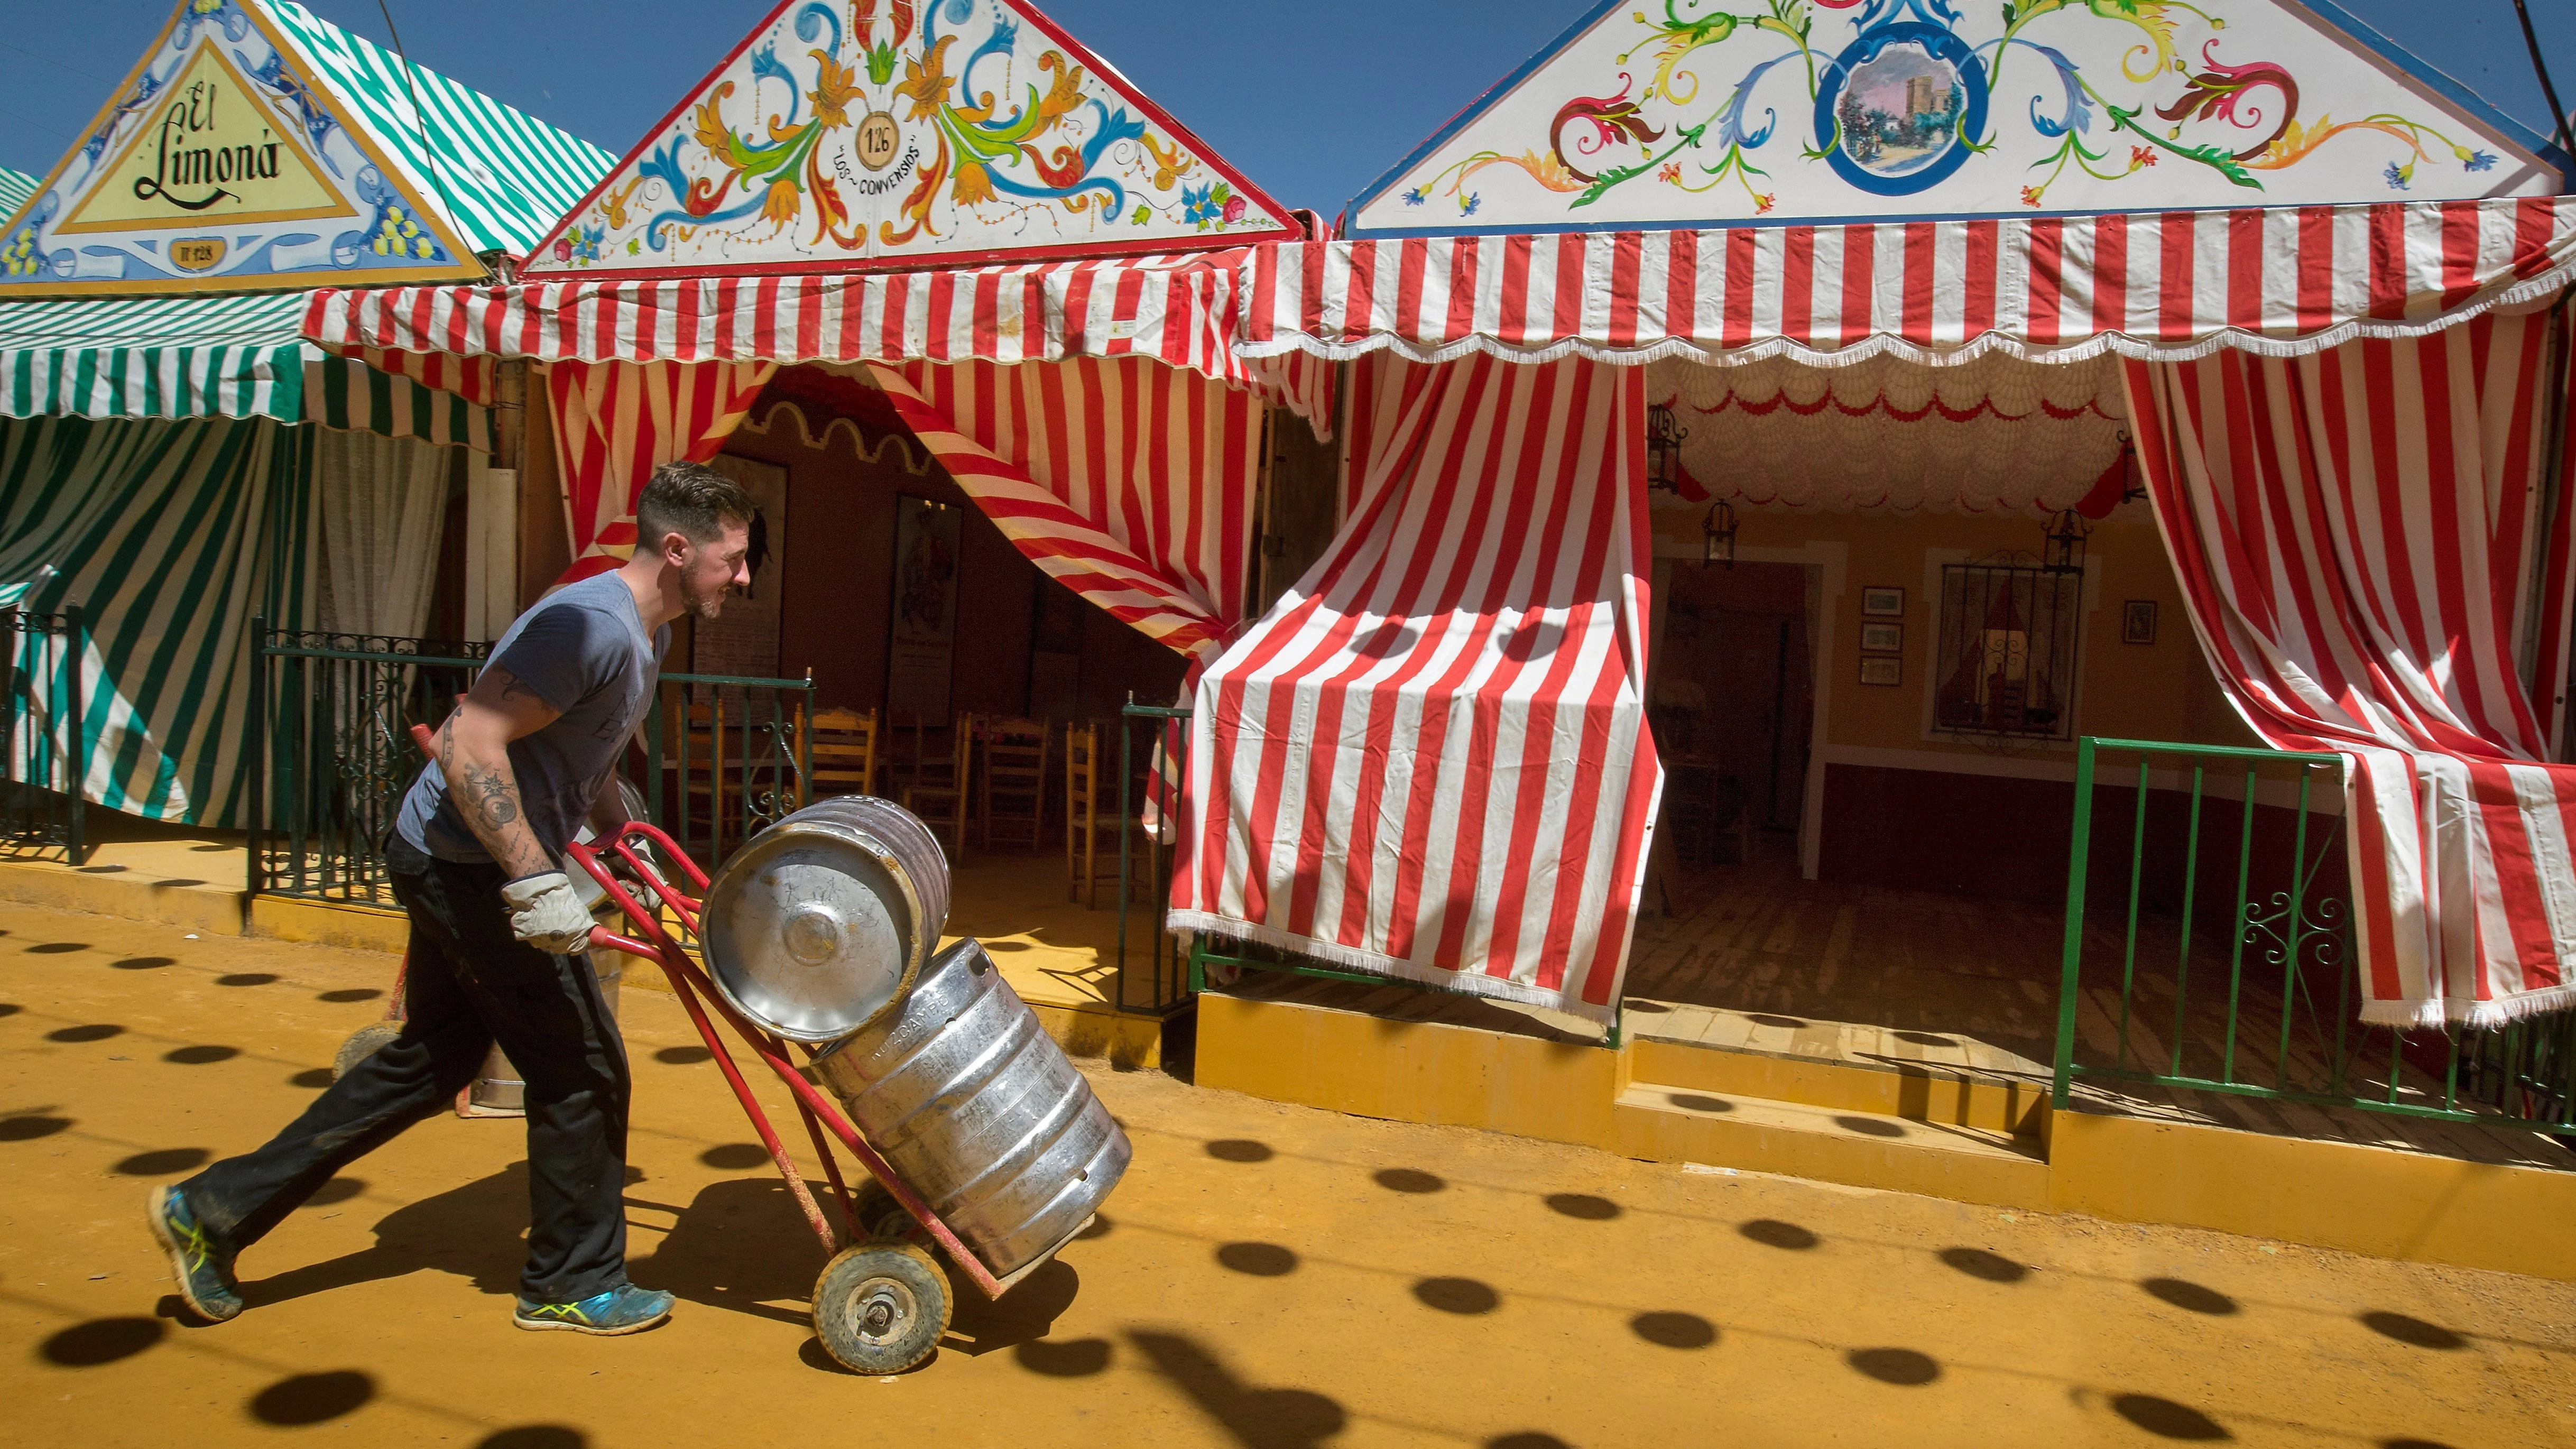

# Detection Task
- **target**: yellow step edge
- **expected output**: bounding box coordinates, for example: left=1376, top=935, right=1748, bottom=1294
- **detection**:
left=1629, top=1036, right=2051, bottom=1136
left=1614, top=1081, right=2052, bottom=1210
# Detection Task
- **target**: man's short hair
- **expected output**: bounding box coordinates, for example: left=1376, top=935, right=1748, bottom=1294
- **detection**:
left=634, top=461, right=756, bottom=552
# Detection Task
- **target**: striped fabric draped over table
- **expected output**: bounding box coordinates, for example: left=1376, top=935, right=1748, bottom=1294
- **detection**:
left=2127, top=310, right=2576, bottom=1026
left=545, top=359, right=775, bottom=586
left=1170, top=354, right=1662, bottom=1022
left=0, top=416, right=313, bottom=828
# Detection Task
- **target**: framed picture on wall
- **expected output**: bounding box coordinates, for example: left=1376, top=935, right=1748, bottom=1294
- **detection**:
left=1861, top=586, right=1905, bottom=616
left=887, top=495, right=964, bottom=722
left=1859, top=621, right=1902, bottom=654
left=2123, top=599, right=2158, bottom=645
left=1859, top=656, right=1901, bottom=687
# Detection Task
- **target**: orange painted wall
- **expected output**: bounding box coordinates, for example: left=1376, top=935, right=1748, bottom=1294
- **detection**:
left=1649, top=503, right=2260, bottom=760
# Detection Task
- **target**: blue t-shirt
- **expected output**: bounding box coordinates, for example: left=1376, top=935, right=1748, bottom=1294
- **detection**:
left=396, top=572, right=669, bottom=864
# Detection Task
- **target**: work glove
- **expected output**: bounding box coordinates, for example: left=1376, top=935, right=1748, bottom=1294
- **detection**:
left=500, top=871, right=595, bottom=955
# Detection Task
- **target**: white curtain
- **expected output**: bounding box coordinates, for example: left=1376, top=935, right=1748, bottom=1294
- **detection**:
left=316, top=428, right=451, bottom=639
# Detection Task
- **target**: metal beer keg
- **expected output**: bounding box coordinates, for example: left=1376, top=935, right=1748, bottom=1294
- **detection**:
left=699, top=796, right=950, bottom=1042
left=816, top=938, right=1130, bottom=1281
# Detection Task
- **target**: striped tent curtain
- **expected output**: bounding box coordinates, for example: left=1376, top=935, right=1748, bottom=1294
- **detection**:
left=1171, top=354, right=1663, bottom=1021
left=0, top=415, right=313, bottom=826
left=865, top=357, right=1258, bottom=660
left=2127, top=309, right=2576, bottom=1027
left=544, top=358, right=775, bottom=586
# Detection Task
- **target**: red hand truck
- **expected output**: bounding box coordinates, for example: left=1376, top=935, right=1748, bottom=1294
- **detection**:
left=392, top=724, right=1016, bottom=1371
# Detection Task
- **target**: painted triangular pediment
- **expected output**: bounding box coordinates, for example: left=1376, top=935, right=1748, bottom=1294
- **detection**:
left=0, top=0, right=479, bottom=296
left=524, top=0, right=1299, bottom=278
left=1348, top=0, right=2564, bottom=237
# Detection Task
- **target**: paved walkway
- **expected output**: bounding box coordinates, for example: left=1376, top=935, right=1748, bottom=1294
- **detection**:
left=3, top=900, right=2571, bottom=1447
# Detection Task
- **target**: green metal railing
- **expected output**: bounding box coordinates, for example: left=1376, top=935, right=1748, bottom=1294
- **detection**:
left=1113, top=699, right=1192, bottom=1016
left=252, top=624, right=815, bottom=906
left=0, top=601, right=89, bottom=865
left=1144, top=698, right=1626, bottom=1047
left=643, top=670, right=816, bottom=872
left=2052, top=736, right=2574, bottom=1139
left=251, top=624, right=488, bottom=906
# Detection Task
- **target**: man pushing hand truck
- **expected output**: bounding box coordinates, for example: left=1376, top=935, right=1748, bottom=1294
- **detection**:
left=146, top=463, right=757, bottom=1336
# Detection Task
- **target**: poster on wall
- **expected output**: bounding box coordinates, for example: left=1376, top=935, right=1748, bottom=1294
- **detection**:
left=887, top=495, right=963, bottom=724
left=690, top=455, right=789, bottom=705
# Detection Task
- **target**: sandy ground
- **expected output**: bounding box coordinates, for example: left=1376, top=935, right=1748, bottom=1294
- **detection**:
left=3, top=899, right=2573, bottom=1448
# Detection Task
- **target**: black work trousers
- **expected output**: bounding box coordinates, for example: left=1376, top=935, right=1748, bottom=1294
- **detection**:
left=182, top=834, right=632, bottom=1303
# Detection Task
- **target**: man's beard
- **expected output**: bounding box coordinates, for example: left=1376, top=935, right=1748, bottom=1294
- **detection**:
left=685, top=576, right=731, bottom=622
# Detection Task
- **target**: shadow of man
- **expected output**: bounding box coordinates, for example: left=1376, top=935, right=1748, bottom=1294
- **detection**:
left=236, top=1161, right=534, bottom=1311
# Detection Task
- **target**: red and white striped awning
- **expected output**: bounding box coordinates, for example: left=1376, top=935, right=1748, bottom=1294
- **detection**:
left=301, top=249, right=1330, bottom=420
left=1242, top=197, right=2576, bottom=368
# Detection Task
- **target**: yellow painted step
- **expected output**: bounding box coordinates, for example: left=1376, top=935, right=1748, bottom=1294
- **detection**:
left=1613, top=1080, right=2050, bottom=1210
left=1629, top=1037, right=2051, bottom=1137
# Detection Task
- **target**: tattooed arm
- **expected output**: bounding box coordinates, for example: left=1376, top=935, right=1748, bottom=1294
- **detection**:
left=431, top=662, right=563, bottom=879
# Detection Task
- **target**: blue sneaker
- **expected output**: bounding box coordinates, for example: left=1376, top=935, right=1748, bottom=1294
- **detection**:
left=144, top=1186, right=242, bottom=1323
left=512, top=1283, right=675, bottom=1336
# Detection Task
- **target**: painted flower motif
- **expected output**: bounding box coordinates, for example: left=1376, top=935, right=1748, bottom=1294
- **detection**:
left=1402, top=185, right=1428, bottom=207
left=1181, top=182, right=1218, bottom=227
left=808, top=49, right=861, bottom=130
left=1657, top=162, right=1682, bottom=184
left=954, top=163, right=996, bottom=207
left=2021, top=185, right=2046, bottom=208
left=692, top=89, right=737, bottom=156
left=2385, top=161, right=2412, bottom=191
left=761, top=179, right=801, bottom=227
left=2461, top=149, right=2497, bottom=172
left=2130, top=146, right=2157, bottom=169
left=1132, top=204, right=1153, bottom=226
left=553, top=239, right=573, bottom=262
left=1462, top=192, right=1482, bottom=216
left=1221, top=193, right=1247, bottom=225
left=1753, top=193, right=1776, bottom=215
left=897, top=34, right=956, bottom=122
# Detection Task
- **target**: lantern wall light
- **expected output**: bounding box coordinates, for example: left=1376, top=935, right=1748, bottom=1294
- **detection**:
left=1646, top=402, right=1687, bottom=494
left=1702, top=498, right=1737, bottom=569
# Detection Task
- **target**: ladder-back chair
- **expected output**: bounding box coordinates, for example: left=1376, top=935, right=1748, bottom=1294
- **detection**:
left=1064, top=721, right=1125, bottom=908
left=808, top=706, right=880, bottom=798
left=977, top=716, right=1049, bottom=850
left=900, top=712, right=974, bottom=855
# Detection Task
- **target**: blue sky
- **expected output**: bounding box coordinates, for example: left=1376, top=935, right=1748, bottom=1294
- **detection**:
left=3, top=1, right=2569, bottom=222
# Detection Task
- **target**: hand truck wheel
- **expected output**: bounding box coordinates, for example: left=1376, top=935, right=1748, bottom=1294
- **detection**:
left=331, top=1021, right=404, bottom=1082
left=813, top=1241, right=950, bottom=1374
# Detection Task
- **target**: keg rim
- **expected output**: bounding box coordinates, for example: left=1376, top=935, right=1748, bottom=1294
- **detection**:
left=699, top=815, right=931, bottom=1043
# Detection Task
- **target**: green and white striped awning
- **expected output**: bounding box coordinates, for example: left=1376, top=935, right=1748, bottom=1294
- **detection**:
left=266, top=0, right=611, bottom=258
left=0, top=292, right=488, bottom=449
left=0, top=169, right=34, bottom=229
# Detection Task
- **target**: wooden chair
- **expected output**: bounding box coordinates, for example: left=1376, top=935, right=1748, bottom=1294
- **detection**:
left=900, top=712, right=974, bottom=855
left=808, top=707, right=880, bottom=799
left=977, top=716, right=1049, bottom=850
left=1064, top=721, right=1125, bottom=908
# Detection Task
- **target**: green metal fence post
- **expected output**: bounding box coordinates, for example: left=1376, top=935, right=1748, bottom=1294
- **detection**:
left=62, top=603, right=85, bottom=867
left=644, top=684, right=664, bottom=830
left=2053, top=737, right=2099, bottom=1109
left=247, top=617, right=266, bottom=899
